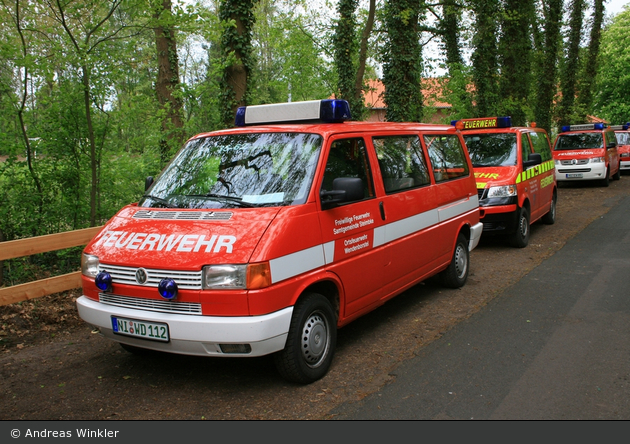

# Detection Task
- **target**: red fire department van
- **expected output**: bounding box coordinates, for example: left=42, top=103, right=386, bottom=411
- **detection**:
left=612, top=123, right=630, bottom=172
left=452, top=117, right=557, bottom=248
left=553, top=123, right=620, bottom=186
left=77, top=99, right=482, bottom=384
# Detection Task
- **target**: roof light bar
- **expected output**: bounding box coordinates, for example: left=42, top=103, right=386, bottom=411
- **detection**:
left=561, top=123, right=606, bottom=132
left=451, top=116, right=512, bottom=130
left=235, top=99, right=352, bottom=127
left=610, top=124, right=630, bottom=131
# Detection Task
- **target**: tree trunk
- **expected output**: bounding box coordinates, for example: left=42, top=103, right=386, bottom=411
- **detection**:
left=153, top=0, right=184, bottom=165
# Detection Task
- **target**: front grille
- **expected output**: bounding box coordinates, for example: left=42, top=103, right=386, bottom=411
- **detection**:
left=133, top=210, right=233, bottom=221
left=100, top=264, right=202, bottom=290
left=557, top=168, right=591, bottom=173
left=560, top=159, right=589, bottom=166
left=99, top=293, right=202, bottom=315
left=477, top=189, right=487, bottom=199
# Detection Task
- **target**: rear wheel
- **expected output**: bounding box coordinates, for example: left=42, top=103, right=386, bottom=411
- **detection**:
left=274, top=293, right=337, bottom=384
left=510, top=206, right=530, bottom=248
left=541, top=191, right=557, bottom=225
left=440, top=233, right=469, bottom=288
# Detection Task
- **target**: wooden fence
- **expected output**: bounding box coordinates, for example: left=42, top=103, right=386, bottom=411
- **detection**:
left=0, top=227, right=103, bottom=306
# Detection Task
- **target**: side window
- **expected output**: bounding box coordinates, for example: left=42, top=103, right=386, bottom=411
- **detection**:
left=424, top=134, right=470, bottom=182
left=320, top=137, right=375, bottom=202
left=373, top=135, right=430, bottom=194
left=529, top=131, right=552, bottom=162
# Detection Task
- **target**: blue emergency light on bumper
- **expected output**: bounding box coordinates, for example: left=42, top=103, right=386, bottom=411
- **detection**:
left=235, top=99, right=352, bottom=127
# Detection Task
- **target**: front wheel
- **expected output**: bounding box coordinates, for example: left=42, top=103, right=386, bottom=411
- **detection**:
left=274, top=293, right=337, bottom=384
left=439, top=233, right=469, bottom=288
left=613, top=165, right=621, bottom=180
left=510, top=206, right=530, bottom=248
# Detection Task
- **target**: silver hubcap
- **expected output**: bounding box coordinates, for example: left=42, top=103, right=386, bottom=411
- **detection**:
left=301, top=311, right=329, bottom=368
left=454, top=244, right=468, bottom=279
left=519, top=215, right=528, bottom=237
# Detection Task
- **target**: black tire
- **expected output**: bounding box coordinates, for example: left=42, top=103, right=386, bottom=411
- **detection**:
left=601, top=167, right=610, bottom=187
left=613, top=165, right=621, bottom=180
left=510, top=206, right=530, bottom=248
left=439, top=233, right=469, bottom=288
left=541, top=190, right=557, bottom=225
left=274, top=293, right=337, bottom=384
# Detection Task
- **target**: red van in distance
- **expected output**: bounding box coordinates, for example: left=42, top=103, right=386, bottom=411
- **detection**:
left=553, top=123, right=620, bottom=187
left=611, top=124, right=630, bottom=173
left=77, top=100, right=482, bottom=384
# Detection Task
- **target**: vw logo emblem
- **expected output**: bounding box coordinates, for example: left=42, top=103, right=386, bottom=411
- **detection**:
left=571, top=159, right=578, bottom=165
left=135, top=268, right=148, bottom=285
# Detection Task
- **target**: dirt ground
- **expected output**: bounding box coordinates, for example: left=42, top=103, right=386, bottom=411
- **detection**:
left=1, top=176, right=629, bottom=420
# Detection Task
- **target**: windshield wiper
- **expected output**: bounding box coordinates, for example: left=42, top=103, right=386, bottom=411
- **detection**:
left=143, top=195, right=177, bottom=208
left=185, top=193, right=257, bottom=208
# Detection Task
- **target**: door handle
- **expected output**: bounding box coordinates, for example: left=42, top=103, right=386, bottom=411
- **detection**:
left=379, top=201, right=386, bottom=221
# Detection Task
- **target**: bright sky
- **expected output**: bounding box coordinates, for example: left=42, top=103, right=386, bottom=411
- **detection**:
left=607, top=0, right=629, bottom=15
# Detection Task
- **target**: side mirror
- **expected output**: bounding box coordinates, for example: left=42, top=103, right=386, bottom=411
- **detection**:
left=145, top=176, right=154, bottom=191
left=320, top=177, right=364, bottom=209
left=523, top=153, right=542, bottom=169
left=607, top=141, right=617, bottom=149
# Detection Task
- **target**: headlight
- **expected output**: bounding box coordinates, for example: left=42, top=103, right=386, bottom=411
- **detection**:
left=202, top=263, right=272, bottom=290
left=202, top=265, right=247, bottom=289
left=590, top=157, right=605, bottom=163
left=81, top=254, right=100, bottom=277
left=487, top=185, right=518, bottom=198
left=621, top=153, right=629, bottom=158
left=554, top=159, right=561, bottom=165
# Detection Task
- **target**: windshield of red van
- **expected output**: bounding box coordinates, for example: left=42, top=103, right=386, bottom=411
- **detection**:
left=462, top=133, right=517, bottom=167
left=555, top=133, right=603, bottom=151
left=141, top=132, right=323, bottom=209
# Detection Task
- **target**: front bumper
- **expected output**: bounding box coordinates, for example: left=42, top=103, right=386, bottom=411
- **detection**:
left=76, top=295, right=292, bottom=357
left=554, top=162, right=607, bottom=181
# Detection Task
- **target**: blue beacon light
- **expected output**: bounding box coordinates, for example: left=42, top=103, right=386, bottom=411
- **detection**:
left=158, top=278, right=178, bottom=300
left=95, top=271, right=113, bottom=292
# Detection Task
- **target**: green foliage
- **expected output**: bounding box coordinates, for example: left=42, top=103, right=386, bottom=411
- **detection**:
left=594, top=7, right=630, bottom=124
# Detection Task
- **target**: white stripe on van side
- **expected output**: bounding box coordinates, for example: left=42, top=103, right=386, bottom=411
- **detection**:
left=373, top=210, right=438, bottom=247
left=268, top=196, right=478, bottom=284
left=438, top=196, right=479, bottom=222
left=269, top=245, right=326, bottom=284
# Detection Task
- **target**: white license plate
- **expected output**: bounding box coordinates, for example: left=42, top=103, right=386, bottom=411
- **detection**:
left=111, top=316, right=170, bottom=342
left=566, top=173, right=583, bottom=178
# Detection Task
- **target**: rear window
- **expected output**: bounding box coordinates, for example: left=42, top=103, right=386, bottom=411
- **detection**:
left=555, top=133, right=603, bottom=150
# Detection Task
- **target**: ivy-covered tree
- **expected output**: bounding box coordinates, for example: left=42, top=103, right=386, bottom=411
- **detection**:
left=576, top=0, right=605, bottom=120
left=382, top=0, right=424, bottom=122
left=497, top=0, right=535, bottom=125
left=557, top=0, right=585, bottom=128
left=469, top=0, right=500, bottom=117
left=151, top=0, right=185, bottom=165
left=533, top=0, right=563, bottom=135
left=219, top=0, right=258, bottom=127
left=333, top=0, right=362, bottom=117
